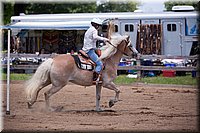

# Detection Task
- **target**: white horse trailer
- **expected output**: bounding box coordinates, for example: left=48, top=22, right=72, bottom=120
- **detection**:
left=2, top=7, right=198, bottom=115
left=10, top=10, right=199, bottom=56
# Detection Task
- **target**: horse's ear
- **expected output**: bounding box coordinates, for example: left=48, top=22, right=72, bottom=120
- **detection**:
left=107, top=20, right=115, bottom=40
left=126, top=35, right=130, bottom=41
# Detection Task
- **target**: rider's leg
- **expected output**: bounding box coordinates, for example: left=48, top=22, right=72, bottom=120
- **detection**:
left=87, top=49, right=103, bottom=82
left=95, top=60, right=103, bottom=82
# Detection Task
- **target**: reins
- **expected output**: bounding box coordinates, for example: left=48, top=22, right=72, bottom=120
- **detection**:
left=107, top=40, right=131, bottom=56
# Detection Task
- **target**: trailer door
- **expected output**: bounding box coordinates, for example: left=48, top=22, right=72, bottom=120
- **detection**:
left=163, top=21, right=182, bottom=55
left=120, top=20, right=139, bottom=48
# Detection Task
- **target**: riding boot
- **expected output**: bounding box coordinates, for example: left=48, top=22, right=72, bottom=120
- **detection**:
left=93, top=72, right=99, bottom=81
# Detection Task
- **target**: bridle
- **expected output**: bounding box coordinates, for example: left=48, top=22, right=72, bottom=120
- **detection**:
left=107, top=40, right=135, bottom=56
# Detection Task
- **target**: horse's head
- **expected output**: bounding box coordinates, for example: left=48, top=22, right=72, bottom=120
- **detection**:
left=100, top=20, right=139, bottom=60
left=118, top=36, right=139, bottom=58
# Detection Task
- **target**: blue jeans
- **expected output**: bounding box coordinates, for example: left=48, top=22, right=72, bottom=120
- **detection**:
left=87, top=49, right=103, bottom=74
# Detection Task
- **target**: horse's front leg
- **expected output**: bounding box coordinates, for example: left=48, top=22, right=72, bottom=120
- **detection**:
left=103, top=82, right=120, bottom=108
left=96, top=84, right=102, bottom=111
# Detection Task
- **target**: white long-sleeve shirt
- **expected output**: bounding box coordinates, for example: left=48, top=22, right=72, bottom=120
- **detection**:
left=83, top=26, right=108, bottom=53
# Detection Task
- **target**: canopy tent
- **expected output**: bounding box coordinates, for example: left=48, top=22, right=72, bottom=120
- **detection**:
left=1, top=20, right=91, bottom=115
left=1, top=20, right=91, bottom=30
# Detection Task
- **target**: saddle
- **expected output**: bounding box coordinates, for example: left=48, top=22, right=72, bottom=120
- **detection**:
left=71, top=50, right=97, bottom=71
left=72, top=50, right=104, bottom=84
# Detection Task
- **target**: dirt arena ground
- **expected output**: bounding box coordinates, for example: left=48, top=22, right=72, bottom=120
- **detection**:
left=2, top=81, right=199, bottom=132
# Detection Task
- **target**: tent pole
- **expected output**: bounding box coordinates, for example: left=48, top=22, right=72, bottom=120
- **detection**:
left=6, top=29, right=11, bottom=115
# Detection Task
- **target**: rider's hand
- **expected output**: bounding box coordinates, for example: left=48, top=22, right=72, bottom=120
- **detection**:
left=104, top=38, right=110, bottom=44
left=104, top=38, right=109, bottom=42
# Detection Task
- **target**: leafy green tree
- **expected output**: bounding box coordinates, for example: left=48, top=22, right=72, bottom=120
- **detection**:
left=97, top=1, right=139, bottom=12
left=3, top=2, right=97, bottom=25
left=3, top=1, right=140, bottom=25
left=14, top=4, right=29, bottom=15
left=3, top=3, right=14, bottom=25
left=25, top=2, right=97, bottom=14
left=164, top=0, right=199, bottom=11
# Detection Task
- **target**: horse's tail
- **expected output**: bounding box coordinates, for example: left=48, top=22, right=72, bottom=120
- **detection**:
left=25, top=58, right=53, bottom=102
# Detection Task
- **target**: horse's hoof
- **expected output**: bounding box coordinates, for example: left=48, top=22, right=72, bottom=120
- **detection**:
left=109, top=100, right=115, bottom=108
left=48, top=106, right=64, bottom=112
left=96, top=108, right=103, bottom=112
left=54, top=106, right=63, bottom=112
left=27, top=102, right=32, bottom=109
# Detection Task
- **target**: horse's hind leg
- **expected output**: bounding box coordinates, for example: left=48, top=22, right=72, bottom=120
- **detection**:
left=27, top=90, right=39, bottom=108
left=44, top=85, right=65, bottom=112
left=27, top=82, right=50, bottom=108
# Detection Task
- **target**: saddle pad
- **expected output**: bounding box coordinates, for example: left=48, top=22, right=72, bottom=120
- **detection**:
left=71, top=55, right=94, bottom=71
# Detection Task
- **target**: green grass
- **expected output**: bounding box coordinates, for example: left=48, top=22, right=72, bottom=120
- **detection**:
left=0, top=73, right=197, bottom=85
left=114, top=75, right=138, bottom=84
left=1, top=73, right=32, bottom=80
left=114, top=74, right=197, bottom=85
left=141, top=75, right=197, bottom=85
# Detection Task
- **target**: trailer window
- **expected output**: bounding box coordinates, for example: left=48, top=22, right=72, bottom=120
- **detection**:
left=102, top=24, right=118, bottom=32
left=125, top=25, right=129, bottom=31
left=130, top=24, right=134, bottom=31
left=115, top=25, right=118, bottom=32
left=167, top=24, right=177, bottom=32
left=172, top=24, right=176, bottom=31
left=125, top=24, right=134, bottom=32
left=167, top=24, right=171, bottom=31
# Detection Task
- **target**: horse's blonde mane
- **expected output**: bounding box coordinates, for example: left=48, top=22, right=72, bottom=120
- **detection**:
left=100, top=21, right=127, bottom=60
left=107, top=21, right=115, bottom=40
left=100, top=34, right=127, bottom=60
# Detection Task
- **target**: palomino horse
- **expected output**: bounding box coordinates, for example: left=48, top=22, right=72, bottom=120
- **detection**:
left=25, top=26, right=138, bottom=112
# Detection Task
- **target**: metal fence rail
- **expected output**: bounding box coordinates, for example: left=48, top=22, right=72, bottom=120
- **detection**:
left=118, top=65, right=196, bottom=71
left=2, top=53, right=198, bottom=59
left=1, top=53, right=198, bottom=72
left=1, top=64, right=197, bottom=71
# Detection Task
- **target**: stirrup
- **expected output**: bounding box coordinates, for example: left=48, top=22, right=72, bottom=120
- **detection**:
left=96, top=74, right=103, bottom=84
left=92, top=73, right=102, bottom=85
left=93, top=79, right=103, bottom=85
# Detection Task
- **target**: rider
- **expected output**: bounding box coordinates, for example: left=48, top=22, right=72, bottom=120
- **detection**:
left=82, top=18, right=110, bottom=83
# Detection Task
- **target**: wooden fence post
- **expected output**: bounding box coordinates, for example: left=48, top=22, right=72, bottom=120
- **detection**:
left=197, top=55, right=200, bottom=78
left=137, top=55, right=141, bottom=81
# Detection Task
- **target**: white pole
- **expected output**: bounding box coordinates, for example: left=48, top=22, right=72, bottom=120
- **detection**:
left=6, top=29, right=11, bottom=115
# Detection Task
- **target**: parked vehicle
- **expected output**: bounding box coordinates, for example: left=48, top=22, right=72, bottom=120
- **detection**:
left=8, top=6, right=198, bottom=56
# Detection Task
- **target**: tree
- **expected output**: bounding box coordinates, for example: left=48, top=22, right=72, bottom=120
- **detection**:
left=3, top=3, right=29, bottom=24
left=25, top=2, right=97, bottom=14
left=14, top=4, right=29, bottom=16
left=3, top=3, right=14, bottom=25
left=3, top=2, right=97, bottom=25
left=3, top=1, right=140, bottom=25
left=164, top=0, right=199, bottom=11
left=96, top=1, right=139, bottom=12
